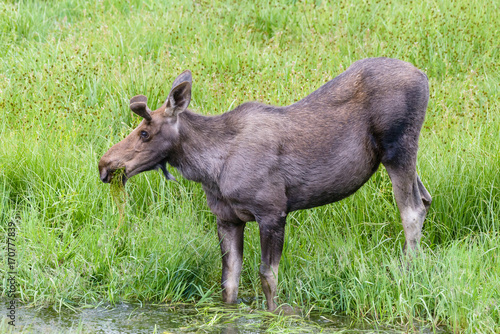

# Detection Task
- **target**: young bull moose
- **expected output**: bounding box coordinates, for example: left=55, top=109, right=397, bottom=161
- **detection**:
left=99, top=57, right=431, bottom=311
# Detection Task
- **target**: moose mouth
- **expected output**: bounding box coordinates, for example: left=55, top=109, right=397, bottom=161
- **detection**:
left=100, top=157, right=176, bottom=185
left=116, top=160, right=177, bottom=184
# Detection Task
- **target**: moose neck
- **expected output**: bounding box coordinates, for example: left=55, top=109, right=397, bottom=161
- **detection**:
left=168, top=110, right=233, bottom=184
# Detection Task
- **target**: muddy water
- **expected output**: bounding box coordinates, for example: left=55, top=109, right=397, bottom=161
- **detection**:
left=10, top=301, right=449, bottom=333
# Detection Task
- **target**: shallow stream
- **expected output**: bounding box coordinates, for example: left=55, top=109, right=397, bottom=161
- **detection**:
left=6, top=301, right=450, bottom=333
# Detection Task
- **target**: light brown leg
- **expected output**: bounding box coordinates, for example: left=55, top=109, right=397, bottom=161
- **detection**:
left=217, top=218, right=246, bottom=303
left=386, top=167, right=431, bottom=252
left=258, top=215, right=286, bottom=311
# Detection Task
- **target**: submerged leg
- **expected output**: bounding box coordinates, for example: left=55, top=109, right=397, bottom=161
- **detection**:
left=217, top=218, right=246, bottom=304
left=258, top=214, right=286, bottom=311
left=386, top=166, right=431, bottom=252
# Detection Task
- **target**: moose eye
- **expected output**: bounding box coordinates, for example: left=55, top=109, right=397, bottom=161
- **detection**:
left=140, top=130, right=150, bottom=140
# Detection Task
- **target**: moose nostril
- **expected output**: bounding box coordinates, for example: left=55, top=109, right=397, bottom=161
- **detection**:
left=99, top=168, right=109, bottom=183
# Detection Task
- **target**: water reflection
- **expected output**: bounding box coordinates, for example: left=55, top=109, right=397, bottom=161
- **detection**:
left=7, top=301, right=450, bottom=333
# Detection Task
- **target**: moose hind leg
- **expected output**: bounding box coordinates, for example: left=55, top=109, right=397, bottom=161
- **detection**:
left=217, top=218, right=246, bottom=304
left=258, top=214, right=286, bottom=311
left=386, top=166, right=431, bottom=252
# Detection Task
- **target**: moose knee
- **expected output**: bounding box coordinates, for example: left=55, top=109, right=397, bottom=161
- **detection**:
left=259, top=264, right=276, bottom=279
left=404, top=207, right=424, bottom=225
left=401, top=206, right=427, bottom=246
left=259, top=264, right=279, bottom=289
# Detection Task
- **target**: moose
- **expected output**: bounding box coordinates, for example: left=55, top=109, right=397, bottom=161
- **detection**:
left=99, top=57, right=431, bottom=311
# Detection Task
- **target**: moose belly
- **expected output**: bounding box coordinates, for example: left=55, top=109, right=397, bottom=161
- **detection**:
left=285, top=159, right=380, bottom=212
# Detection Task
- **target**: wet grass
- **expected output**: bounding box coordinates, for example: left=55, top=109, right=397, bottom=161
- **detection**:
left=109, top=167, right=127, bottom=232
left=0, top=0, right=499, bottom=333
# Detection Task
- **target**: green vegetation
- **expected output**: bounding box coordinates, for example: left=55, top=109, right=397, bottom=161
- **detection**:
left=109, top=167, right=127, bottom=232
left=0, top=0, right=498, bottom=332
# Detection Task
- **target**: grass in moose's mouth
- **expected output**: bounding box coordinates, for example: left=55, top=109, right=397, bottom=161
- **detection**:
left=109, top=168, right=127, bottom=232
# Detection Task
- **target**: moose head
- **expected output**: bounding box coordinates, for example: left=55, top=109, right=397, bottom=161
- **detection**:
left=98, top=71, right=192, bottom=185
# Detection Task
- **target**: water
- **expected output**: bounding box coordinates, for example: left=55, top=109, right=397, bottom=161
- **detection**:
left=4, top=301, right=450, bottom=334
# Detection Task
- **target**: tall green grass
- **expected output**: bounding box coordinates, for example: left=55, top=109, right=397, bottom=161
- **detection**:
left=0, top=0, right=499, bottom=332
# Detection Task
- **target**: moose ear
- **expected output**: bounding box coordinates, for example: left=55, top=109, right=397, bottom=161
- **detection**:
left=166, top=81, right=191, bottom=117
left=129, top=95, right=152, bottom=121
left=171, top=70, right=192, bottom=90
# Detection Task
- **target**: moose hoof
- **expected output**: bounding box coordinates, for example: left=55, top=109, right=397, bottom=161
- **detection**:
left=272, top=304, right=299, bottom=316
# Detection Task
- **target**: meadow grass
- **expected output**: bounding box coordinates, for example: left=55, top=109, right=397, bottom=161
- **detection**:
left=0, top=0, right=499, bottom=332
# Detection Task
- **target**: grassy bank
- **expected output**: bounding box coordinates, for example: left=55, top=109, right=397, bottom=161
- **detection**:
left=1, top=0, right=499, bottom=332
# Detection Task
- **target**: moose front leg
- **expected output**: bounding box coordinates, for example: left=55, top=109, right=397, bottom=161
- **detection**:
left=258, top=214, right=287, bottom=311
left=217, top=218, right=246, bottom=304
